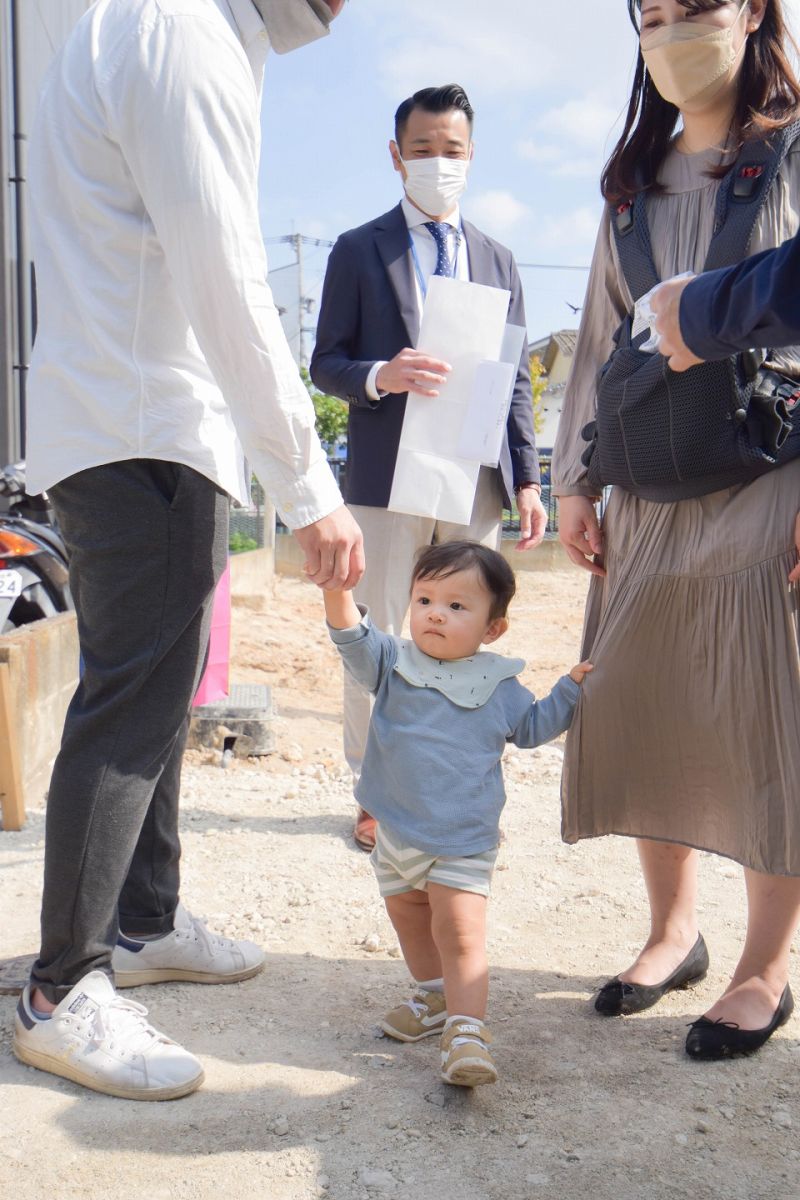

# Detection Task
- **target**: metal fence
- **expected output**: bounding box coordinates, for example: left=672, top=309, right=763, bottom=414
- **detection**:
left=229, top=478, right=267, bottom=552
left=256, top=454, right=563, bottom=545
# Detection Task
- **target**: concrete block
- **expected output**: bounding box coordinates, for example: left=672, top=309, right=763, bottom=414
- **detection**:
left=230, top=546, right=274, bottom=604
left=189, top=682, right=275, bottom=759
left=0, top=612, right=79, bottom=821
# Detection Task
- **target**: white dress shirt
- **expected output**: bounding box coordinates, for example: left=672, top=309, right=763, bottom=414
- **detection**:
left=365, top=196, right=470, bottom=401
left=25, top=0, right=341, bottom=528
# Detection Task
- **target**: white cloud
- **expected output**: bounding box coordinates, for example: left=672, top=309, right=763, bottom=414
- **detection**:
left=538, top=94, right=624, bottom=154
left=468, top=189, right=531, bottom=236
left=537, top=206, right=601, bottom=259
left=356, top=0, right=637, bottom=101
left=516, top=141, right=563, bottom=164
left=515, top=92, right=625, bottom=180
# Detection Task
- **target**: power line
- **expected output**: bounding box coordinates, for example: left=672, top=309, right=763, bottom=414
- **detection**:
left=265, top=235, right=334, bottom=249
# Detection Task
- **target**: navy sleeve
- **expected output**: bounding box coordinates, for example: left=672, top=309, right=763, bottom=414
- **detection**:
left=680, top=232, right=800, bottom=360
left=508, top=675, right=580, bottom=748
left=309, top=236, right=380, bottom=410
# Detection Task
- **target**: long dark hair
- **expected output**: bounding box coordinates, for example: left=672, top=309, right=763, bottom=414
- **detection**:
left=602, top=0, right=800, bottom=202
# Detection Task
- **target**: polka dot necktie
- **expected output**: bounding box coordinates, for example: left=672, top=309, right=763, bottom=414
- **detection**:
left=423, top=221, right=454, bottom=277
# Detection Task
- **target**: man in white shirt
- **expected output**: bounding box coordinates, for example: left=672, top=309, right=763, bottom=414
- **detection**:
left=311, top=85, right=545, bottom=852
left=13, top=0, right=361, bottom=1101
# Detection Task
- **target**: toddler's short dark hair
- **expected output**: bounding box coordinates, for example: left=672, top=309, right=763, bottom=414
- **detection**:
left=411, top=540, right=516, bottom=620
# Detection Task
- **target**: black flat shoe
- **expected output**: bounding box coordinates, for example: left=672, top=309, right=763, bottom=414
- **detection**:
left=685, top=985, right=794, bottom=1060
left=594, top=933, right=709, bottom=1017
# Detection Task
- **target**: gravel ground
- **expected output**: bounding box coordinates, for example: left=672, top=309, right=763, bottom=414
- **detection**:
left=1, top=569, right=798, bottom=1200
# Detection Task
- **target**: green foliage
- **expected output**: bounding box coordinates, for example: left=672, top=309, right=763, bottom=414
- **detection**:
left=530, top=354, right=547, bottom=436
left=300, top=365, right=348, bottom=448
left=229, top=530, right=259, bottom=555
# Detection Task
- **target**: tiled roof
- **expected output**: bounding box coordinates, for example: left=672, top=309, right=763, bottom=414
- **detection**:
left=552, top=329, right=578, bottom=357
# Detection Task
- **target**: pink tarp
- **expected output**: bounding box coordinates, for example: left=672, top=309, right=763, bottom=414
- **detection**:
left=193, top=561, right=231, bottom=706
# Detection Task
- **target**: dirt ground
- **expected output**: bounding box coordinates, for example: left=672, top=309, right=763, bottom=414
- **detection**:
left=1, top=563, right=799, bottom=1200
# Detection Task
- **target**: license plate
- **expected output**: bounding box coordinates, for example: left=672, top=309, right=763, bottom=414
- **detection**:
left=0, top=569, right=23, bottom=599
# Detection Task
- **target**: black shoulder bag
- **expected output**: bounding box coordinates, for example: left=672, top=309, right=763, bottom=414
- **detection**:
left=581, top=123, right=800, bottom=502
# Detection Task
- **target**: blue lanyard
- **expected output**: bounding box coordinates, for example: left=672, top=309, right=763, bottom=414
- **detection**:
left=409, top=225, right=462, bottom=299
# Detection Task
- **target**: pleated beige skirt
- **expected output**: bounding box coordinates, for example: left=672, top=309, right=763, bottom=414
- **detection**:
left=561, top=459, right=800, bottom=876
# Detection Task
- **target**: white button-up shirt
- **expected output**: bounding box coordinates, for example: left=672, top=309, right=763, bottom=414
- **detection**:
left=365, top=196, right=470, bottom=401
left=26, top=0, right=341, bottom=527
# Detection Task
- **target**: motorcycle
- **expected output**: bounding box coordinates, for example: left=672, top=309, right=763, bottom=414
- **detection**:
left=0, top=462, right=72, bottom=632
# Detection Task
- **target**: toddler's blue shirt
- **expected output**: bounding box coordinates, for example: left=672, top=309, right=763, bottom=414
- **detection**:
left=329, top=611, right=579, bottom=856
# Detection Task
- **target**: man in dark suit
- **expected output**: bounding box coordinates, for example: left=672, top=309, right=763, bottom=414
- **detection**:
left=311, top=84, right=545, bottom=850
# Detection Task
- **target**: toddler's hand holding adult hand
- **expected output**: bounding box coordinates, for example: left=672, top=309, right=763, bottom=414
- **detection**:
left=558, top=495, right=605, bottom=577
left=569, top=661, right=594, bottom=685
left=650, top=276, right=704, bottom=373
left=294, top=505, right=365, bottom=591
left=376, top=348, right=451, bottom=397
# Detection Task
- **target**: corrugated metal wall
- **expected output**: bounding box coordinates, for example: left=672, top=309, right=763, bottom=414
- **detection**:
left=0, top=0, right=91, bottom=467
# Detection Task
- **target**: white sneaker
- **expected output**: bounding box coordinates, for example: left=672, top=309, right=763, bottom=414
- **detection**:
left=13, top=971, right=204, bottom=1101
left=112, top=902, right=265, bottom=988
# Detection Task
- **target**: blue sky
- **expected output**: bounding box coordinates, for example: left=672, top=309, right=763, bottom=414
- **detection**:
left=258, top=0, right=800, bottom=356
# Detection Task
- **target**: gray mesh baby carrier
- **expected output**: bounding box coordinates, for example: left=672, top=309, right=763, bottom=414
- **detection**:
left=581, top=123, right=800, bottom=502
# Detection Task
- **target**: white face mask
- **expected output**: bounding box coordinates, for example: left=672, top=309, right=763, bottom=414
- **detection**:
left=401, top=157, right=470, bottom=217
left=641, top=0, right=749, bottom=110
left=252, top=0, right=332, bottom=55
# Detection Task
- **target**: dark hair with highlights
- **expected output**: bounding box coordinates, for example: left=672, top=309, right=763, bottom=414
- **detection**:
left=394, top=84, right=475, bottom=148
left=411, top=541, right=516, bottom=621
left=602, top=0, right=800, bottom=202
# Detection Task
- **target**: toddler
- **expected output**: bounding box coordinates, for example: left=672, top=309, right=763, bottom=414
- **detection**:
left=324, top=540, right=591, bottom=1087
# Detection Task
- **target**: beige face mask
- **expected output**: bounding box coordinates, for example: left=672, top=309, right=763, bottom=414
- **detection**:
left=641, top=1, right=749, bottom=110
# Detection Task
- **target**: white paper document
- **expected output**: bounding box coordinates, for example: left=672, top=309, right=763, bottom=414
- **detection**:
left=456, top=359, right=517, bottom=467
left=388, top=276, right=512, bottom=525
left=457, top=325, right=528, bottom=466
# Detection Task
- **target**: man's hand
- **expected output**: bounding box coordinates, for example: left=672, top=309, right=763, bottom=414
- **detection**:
left=376, top=348, right=451, bottom=397
left=558, top=495, right=605, bottom=577
left=789, top=511, right=800, bottom=584
left=515, top=487, right=547, bottom=551
left=294, top=504, right=365, bottom=591
left=650, top=276, right=704, bottom=372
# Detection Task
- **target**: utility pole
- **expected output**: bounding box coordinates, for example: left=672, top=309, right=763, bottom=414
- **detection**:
left=265, top=233, right=333, bottom=367
left=10, top=0, right=31, bottom=455
left=0, top=3, right=15, bottom=468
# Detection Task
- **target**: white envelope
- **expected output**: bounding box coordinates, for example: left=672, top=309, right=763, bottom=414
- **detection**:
left=456, top=359, right=517, bottom=467
left=389, top=276, right=511, bottom=524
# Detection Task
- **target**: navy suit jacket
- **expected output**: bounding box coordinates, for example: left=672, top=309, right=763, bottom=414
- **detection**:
left=681, top=230, right=800, bottom=360
left=310, top=203, right=538, bottom=509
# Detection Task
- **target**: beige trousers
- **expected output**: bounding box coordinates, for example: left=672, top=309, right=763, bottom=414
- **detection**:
left=344, top=466, right=503, bottom=793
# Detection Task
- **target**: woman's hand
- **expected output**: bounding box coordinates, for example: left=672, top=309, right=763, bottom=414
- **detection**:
left=558, top=495, right=606, bottom=577
left=789, top=511, right=800, bottom=584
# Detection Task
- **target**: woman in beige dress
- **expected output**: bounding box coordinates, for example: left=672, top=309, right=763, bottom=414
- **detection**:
left=553, top=0, right=800, bottom=1058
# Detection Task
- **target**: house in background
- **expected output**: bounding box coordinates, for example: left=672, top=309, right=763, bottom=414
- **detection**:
left=528, top=329, right=578, bottom=454
left=0, top=1, right=92, bottom=466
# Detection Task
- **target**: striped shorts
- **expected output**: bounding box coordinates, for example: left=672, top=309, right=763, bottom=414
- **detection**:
left=371, top=824, right=498, bottom=898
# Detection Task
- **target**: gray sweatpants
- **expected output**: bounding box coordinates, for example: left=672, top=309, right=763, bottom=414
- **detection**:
left=31, top=460, right=229, bottom=1002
